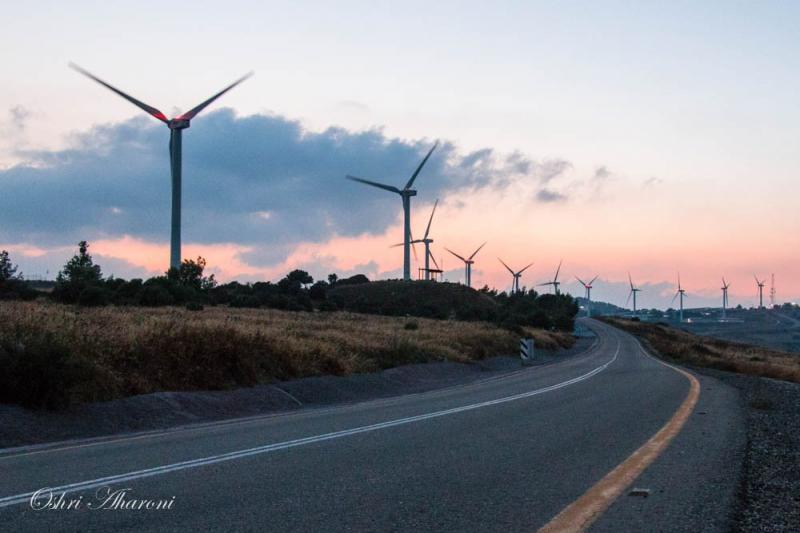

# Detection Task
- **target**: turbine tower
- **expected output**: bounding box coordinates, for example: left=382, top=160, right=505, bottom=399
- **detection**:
left=445, top=242, right=486, bottom=288
left=538, top=260, right=563, bottom=295
left=671, top=273, right=686, bottom=322
left=627, top=273, right=642, bottom=317
left=721, top=277, right=730, bottom=320
left=575, top=275, right=599, bottom=317
left=498, top=258, right=534, bottom=294
left=755, top=275, right=766, bottom=309
left=347, top=142, right=439, bottom=281
left=70, top=63, right=252, bottom=271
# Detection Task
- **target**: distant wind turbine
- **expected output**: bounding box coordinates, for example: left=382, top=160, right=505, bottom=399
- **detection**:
left=754, top=275, right=766, bottom=309
left=627, top=273, right=642, bottom=316
left=575, top=275, right=599, bottom=317
left=392, top=200, right=438, bottom=280
left=671, top=273, right=687, bottom=322
left=538, top=260, right=563, bottom=295
left=70, top=63, right=252, bottom=271
left=347, top=142, right=439, bottom=281
left=445, top=242, right=486, bottom=288
left=721, top=277, right=730, bottom=320
left=498, top=258, right=534, bottom=294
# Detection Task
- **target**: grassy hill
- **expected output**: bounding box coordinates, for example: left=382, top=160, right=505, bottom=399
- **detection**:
left=0, top=301, right=574, bottom=409
left=328, top=280, right=500, bottom=321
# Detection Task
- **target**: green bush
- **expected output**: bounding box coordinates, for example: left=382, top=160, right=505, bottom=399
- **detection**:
left=0, top=334, right=102, bottom=409
left=78, top=286, right=111, bottom=307
left=138, top=284, right=175, bottom=306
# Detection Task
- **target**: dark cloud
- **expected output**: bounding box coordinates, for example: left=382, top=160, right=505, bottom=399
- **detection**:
left=593, top=166, right=611, bottom=181
left=1, top=110, right=505, bottom=248
left=536, top=188, right=567, bottom=203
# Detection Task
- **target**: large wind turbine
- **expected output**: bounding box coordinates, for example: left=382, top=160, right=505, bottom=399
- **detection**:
left=445, top=242, right=486, bottom=288
left=627, top=273, right=642, bottom=316
left=721, top=277, right=730, bottom=320
left=538, top=260, right=563, bottom=294
left=393, top=200, right=438, bottom=280
left=755, top=275, right=766, bottom=309
left=498, top=258, right=534, bottom=294
left=671, top=274, right=687, bottom=322
left=575, top=275, right=599, bottom=317
left=347, top=142, right=439, bottom=281
left=70, top=63, right=252, bottom=271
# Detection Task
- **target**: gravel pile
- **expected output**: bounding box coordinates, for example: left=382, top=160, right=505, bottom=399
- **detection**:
left=693, top=367, right=800, bottom=532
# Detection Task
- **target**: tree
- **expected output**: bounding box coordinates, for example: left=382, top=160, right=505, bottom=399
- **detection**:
left=327, top=273, right=338, bottom=286
left=57, top=241, right=102, bottom=284
left=168, top=256, right=216, bottom=291
left=0, top=250, right=20, bottom=282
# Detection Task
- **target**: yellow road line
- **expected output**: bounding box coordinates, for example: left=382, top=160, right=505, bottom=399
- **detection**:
left=539, top=340, right=701, bottom=533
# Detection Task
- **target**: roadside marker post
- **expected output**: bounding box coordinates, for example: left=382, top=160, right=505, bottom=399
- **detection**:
left=520, top=338, right=534, bottom=365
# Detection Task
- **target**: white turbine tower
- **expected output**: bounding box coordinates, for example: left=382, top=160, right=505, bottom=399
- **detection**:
left=445, top=243, right=487, bottom=288
left=347, top=142, right=439, bottom=281
left=538, top=260, right=563, bottom=295
left=721, top=277, right=730, bottom=320
left=754, top=275, right=766, bottom=309
left=575, top=275, right=599, bottom=317
left=671, top=273, right=687, bottom=322
left=627, top=273, right=642, bottom=317
left=498, top=258, right=534, bottom=294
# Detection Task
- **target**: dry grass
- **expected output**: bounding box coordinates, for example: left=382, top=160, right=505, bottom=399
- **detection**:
left=602, top=317, right=800, bottom=384
left=0, top=301, right=573, bottom=407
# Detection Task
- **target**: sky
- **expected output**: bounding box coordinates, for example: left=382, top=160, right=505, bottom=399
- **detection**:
left=1, top=1, right=798, bottom=309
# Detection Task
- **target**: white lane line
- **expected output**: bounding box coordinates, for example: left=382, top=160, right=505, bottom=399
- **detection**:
left=0, top=341, right=619, bottom=509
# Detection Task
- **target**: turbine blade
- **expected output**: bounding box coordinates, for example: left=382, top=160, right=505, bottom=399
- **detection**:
left=430, top=252, right=440, bottom=270
left=177, top=72, right=253, bottom=121
left=69, top=63, right=168, bottom=123
left=589, top=275, right=599, bottom=285
left=346, top=175, right=401, bottom=194
left=404, top=141, right=438, bottom=190
left=575, top=276, right=586, bottom=287
left=468, top=241, right=487, bottom=260
left=498, top=258, right=514, bottom=275
left=628, top=272, right=634, bottom=290
left=671, top=292, right=679, bottom=305
left=423, top=199, right=438, bottom=239
left=518, top=262, right=534, bottom=274
left=445, top=248, right=467, bottom=262
left=626, top=290, right=632, bottom=306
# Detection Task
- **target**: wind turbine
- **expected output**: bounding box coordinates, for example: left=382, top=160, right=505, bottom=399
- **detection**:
left=498, top=258, right=534, bottom=294
left=392, top=200, right=438, bottom=280
left=721, top=277, right=730, bottom=320
left=70, top=63, right=252, bottom=271
left=627, top=273, right=642, bottom=316
left=671, top=274, right=686, bottom=322
left=538, top=260, right=563, bottom=295
left=575, top=275, right=599, bottom=317
left=755, top=275, right=766, bottom=309
left=445, top=242, right=486, bottom=288
left=347, top=142, right=439, bottom=281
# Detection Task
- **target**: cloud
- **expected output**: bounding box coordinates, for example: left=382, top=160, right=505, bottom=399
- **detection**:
left=643, top=176, right=663, bottom=187
left=536, top=188, right=567, bottom=203
left=0, top=110, right=595, bottom=280
left=8, top=106, right=31, bottom=132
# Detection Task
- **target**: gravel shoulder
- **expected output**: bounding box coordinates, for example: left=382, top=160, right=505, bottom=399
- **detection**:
left=689, top=366, right=800, bottom=532
left=0, top=336, right=595, bottom=449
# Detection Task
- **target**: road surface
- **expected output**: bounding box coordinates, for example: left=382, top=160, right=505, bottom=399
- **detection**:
left=0, top=319, right=744, bottom=532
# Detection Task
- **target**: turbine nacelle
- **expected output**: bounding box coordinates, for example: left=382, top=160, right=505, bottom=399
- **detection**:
left=168, top=118, right=192, bottom=130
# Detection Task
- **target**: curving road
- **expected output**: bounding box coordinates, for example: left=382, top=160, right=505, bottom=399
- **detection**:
left=0, top=319, right=744, bottom=532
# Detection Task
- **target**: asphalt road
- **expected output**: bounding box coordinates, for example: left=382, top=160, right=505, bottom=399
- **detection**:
left=0, top=319, right=744, bottom=532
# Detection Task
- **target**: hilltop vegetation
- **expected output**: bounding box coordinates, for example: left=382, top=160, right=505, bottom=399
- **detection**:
left=0, top=301, right=574, bottom=409
left=1, top=242, right=579, bottom=332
